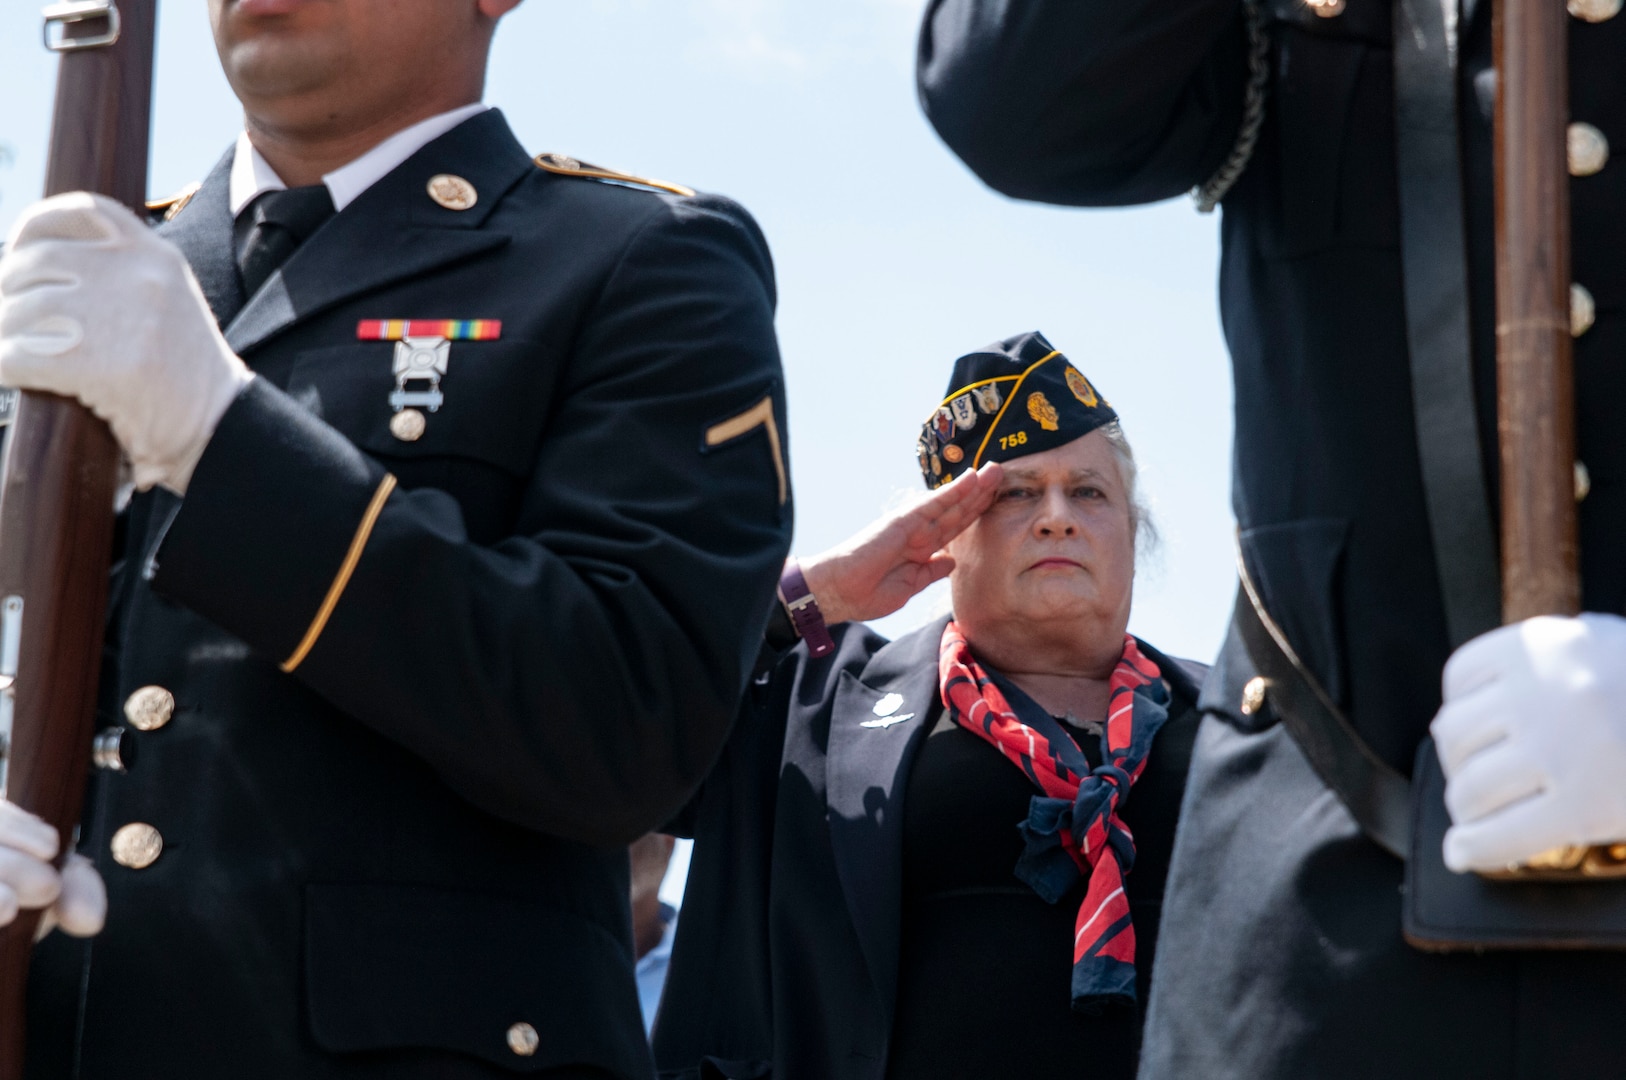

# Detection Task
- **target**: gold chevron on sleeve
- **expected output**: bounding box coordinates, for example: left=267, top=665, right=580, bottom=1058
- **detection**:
left=706, top=396, right=788, bottom=506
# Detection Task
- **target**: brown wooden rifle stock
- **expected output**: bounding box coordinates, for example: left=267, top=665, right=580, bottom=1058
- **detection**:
left=1495, top=0, right=1576, bottom=621
left=0, top=1, right=155, bottom=1072
left=1485, top=0, right=1625, bottom=880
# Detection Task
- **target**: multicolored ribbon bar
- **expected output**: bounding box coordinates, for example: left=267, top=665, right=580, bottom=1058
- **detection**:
left=356, top=319, right=502, bottom=341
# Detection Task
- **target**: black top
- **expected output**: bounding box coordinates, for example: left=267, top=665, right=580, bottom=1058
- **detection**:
left=889, top=674, right=1177, bottom=1079
left=652, top=617, right=1206, bottom=1080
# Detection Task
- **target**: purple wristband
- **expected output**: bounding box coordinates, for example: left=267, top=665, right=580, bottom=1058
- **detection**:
left=778, top=558, right=835, bottom=658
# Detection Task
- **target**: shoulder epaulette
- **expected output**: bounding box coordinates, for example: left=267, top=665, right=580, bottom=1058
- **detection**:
left=533, top=153, right=694, bottom=198
left=145, top=181, right=202, bottom=222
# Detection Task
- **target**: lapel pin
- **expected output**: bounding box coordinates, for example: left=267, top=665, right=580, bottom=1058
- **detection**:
left=861, top=693, right=915, bottom=729
left=426, top=174, right=478, bottom=211
left=357, top=319, right=503, bottom=440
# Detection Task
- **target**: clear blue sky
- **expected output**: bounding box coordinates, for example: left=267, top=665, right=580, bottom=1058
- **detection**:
left=0, top=0, right=1238, bottom=662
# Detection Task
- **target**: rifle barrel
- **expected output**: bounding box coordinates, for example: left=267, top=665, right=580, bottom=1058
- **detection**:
left=0, top=3, right=155, bottom=1075
left=1495, top=0, right=1579, bottom=621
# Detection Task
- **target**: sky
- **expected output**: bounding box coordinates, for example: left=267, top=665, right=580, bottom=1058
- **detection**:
left=0, top=0, right=1238, bottom=663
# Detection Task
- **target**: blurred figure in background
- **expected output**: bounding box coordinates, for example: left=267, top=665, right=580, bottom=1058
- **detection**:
left=630, top=834, right=679, bottom=1034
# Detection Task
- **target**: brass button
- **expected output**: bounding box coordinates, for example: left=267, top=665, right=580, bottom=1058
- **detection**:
left=1572, top=283, right=1597, bottom=338
left=426, top=174, right=477, bottom=211
left=1576, top=461, right=1593, bottom=503
left=1305, top=0, right=1345, bottom=15
left=389, top=408, right=426, bottom=442
left=1568, top=0, right=1621, bottom=20
left=110, top=823, right=163, bottom=869
left=505, top=1022, right=539, bottom=1057
left=123, top=685, right=175, bottom=731
left=1241, top=676, right=1268, bottom=716
left=1568, top=123, right=1610, bottom=177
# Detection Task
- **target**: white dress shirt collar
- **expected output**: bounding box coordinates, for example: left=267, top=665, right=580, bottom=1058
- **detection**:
left=228, top=102, right=490, bottom=218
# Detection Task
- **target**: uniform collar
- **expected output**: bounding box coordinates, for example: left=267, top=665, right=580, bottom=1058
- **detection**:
left=228, top=102, right=491, bottom=218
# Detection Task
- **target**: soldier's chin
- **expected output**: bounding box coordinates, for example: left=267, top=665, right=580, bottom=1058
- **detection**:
left=233, top=0, right=315, bottom=14
left=220, top=39, right=347, bottom=108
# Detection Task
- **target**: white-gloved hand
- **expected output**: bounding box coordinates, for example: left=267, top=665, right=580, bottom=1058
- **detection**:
left=1431, top=613, right=1626, bottom=873
left=0, top=192, right=252, bottom=494
left=0, top=800, right=105, bottom=940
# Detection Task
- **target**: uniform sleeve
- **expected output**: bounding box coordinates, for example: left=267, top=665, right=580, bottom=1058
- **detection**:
left=150, top=194, right=793, bottom=847
left=917, top=0, right=1253, bottom=206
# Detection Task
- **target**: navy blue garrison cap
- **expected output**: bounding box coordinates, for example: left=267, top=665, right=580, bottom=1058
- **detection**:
left=917, top=331, right=1117, bottom=488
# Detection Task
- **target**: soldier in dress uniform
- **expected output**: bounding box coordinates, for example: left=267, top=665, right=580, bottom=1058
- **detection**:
left=0, top=1, right=791, bottom=1077
left=916, top=0, right=1626, bottom=1077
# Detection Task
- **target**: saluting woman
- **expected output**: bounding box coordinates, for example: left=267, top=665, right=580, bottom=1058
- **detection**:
left=653, top=332, right=1207, bottom=1080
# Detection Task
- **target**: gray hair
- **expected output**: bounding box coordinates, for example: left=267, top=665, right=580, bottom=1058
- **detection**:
left=1097, top=419, right=1159, bottom=559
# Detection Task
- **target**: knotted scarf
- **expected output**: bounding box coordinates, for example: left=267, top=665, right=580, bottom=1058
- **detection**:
left=938, top=621, right=1169, bottom=1009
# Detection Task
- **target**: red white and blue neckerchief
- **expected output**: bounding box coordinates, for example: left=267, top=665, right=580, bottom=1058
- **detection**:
left=938, top=621, right=1168, bottom=1011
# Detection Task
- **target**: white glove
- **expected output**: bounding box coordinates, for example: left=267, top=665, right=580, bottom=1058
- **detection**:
left=0, top=800, right=105, bottom=940
left=0, top=192, right=252, bottom=494
left=1431, top=613, right=1626, bottom=873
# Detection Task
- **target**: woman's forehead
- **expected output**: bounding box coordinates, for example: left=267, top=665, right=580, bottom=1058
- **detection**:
left=999, top=431, right=1120, bottom=481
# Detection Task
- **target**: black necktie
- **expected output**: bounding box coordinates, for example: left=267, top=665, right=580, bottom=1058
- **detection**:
left=234, top=184, right=336, bottom=296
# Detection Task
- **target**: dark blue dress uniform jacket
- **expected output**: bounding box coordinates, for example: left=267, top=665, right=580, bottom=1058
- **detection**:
left=23, top=108, right=793, bottom=1080
left=650, top=617, right=1205, bottom=1080
left=918, top=1, right=1626, bottom=1077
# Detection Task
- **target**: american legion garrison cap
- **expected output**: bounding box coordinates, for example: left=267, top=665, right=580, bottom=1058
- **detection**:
left=918, top=331, right=1117, bottom=488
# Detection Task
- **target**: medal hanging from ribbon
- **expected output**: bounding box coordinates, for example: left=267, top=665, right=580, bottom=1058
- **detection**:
left=357, top=320, right=502, bottom=441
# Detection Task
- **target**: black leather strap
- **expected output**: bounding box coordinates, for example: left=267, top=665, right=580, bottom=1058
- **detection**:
left=1235, top=573, right=1413, bottom=859
left=1392, top=0, right=1501, bottom=648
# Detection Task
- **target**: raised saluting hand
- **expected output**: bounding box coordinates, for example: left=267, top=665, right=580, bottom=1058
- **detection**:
left=798, top=462, right=1003, bottom=627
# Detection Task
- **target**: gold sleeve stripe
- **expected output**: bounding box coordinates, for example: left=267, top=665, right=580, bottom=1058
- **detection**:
left=280, top=473, right=399, bottom=674
left=705, top=396, right=788, bottom=505
left=971, top=350, right=1061, bottom=469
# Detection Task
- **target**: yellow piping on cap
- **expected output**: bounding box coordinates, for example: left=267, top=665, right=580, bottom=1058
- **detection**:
left=936, top=374, right=1020, bottom=412
left=971, top=350, right=1061, bottom=469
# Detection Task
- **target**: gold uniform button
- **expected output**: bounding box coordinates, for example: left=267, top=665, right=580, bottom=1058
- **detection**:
left=1568, top=0, right=1621, bottom=20
left=110, top=823, right=163, bottom=869
left=1568, top=123, right=1610, bottom=177
left=123, top=685, right=175, bottom=731
left=1304, top=0, right=1345, bottom=15
left=506, top=1022, right=539, bottom=1057
left=1572, top=283, right=1597, bottom=338
left=426, top=174, right=477, bottom=211
left=1241, top=676, right=1269, bottom=716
